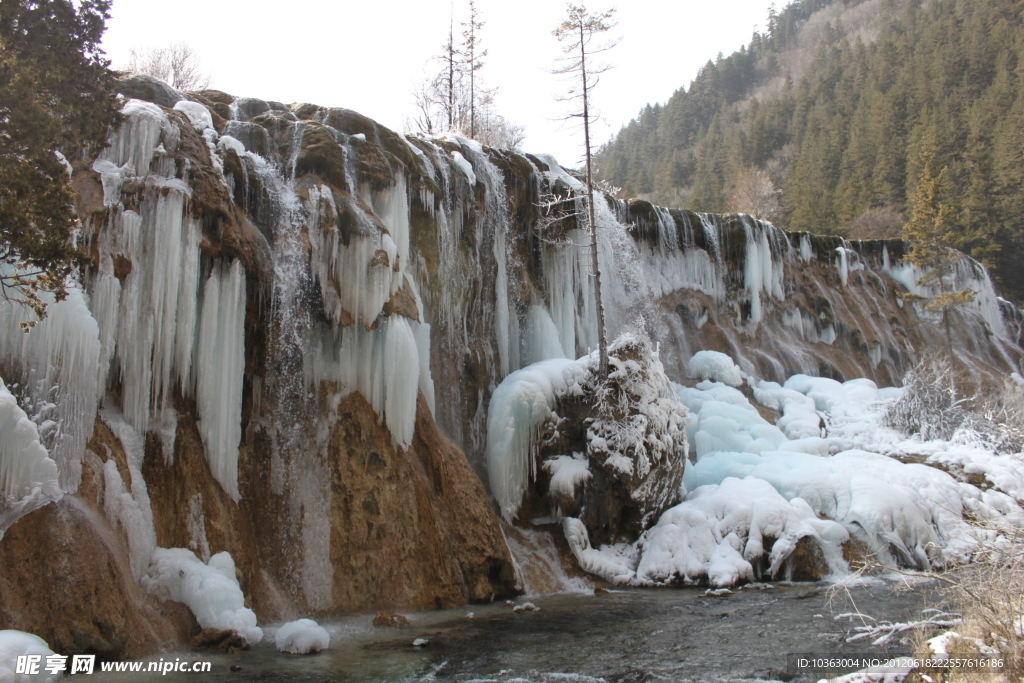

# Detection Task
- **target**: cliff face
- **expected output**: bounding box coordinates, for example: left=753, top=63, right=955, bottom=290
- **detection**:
left=0, top=74, right=1020, bottom=656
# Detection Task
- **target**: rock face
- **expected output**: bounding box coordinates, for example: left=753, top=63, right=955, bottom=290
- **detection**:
left=2, top=76, right=1022, bottom=655
left=0, top=498, right=195, bottom=658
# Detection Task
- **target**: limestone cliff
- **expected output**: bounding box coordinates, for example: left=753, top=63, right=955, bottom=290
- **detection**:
left=0, top=75, right=1021, bottom=656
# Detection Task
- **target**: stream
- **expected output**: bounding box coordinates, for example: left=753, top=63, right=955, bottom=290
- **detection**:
left=95, top=579, right=943, bottom=683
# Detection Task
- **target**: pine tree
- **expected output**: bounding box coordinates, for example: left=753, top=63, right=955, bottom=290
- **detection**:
left=0, top=0, right=121, bottom=326
left=901, top=145, right=975, bottom=352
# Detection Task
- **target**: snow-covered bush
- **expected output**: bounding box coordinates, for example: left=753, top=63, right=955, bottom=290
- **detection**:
left=885, top=355, right=1024, bottom=453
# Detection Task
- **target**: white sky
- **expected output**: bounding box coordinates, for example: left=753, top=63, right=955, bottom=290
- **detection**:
left=101, top=0, right=776, bottom=166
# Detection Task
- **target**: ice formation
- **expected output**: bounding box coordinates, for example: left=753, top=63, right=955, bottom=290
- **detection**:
left=0, top=379, right=60, bottom=535
left=85, top=100, right=249, bottom=499
left=0, top=275, right=100, bottom=493
left=486, top=357, right=586, bottom=521
left=0, top=630, right=56, bottom=683
left=686, top=350, right=744, bottom=387
left=196, top=260, right=247, bottom=500
left=99, top=409, right=157, bottom=581
left=142, top=548, right=263, bottom=645
left=555, top=350, right=1024, bottom=586
left=275, top=619, right=330, bottom=654
left=636, top=477, right=848, bottom=586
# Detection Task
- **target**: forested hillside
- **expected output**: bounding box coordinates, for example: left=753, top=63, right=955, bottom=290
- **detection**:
left=596, top=0, right=1024, bottom=301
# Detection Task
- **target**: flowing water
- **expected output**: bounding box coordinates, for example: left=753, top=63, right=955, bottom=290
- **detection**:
left=96, top=580, right=941, bottom=683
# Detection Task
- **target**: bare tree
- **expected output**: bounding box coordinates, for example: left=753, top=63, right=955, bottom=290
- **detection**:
left=124, top=42, right=211, bottom=91
left=407, top=2, right=525, bottom=151
left=553, top=3, right=618, bottom=377
left=730, top=166, right=782, bottom=221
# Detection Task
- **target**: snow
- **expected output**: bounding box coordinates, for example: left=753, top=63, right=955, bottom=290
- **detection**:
left=0, top=630, right=56, bottom=683
left=172, top=100, right=214, bottom=132
left=217, top=135, right=246, bottom=156
left=142, top=548, right=263, bottom=645
left=450, top=150, right=476, bottom=186
left=0, top=377, right=60, bottom=537
left=275, top=619, right=329, bottom=654
left=548, top=347, right=1024, bottom=587
left=542, top=454, right=591, bottom=497
left=687, top=351, right=743, bottom=386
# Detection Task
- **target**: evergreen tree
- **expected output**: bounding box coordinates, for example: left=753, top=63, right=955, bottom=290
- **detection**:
left=901, top=145, right=975, bottom=351
left=0, top=0, right=121, bottom=325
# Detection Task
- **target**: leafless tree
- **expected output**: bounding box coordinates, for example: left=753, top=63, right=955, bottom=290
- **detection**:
left=124, top=42, right=211, bottom=91
left=408, top=3, right=524, bottom=151
left=730, top=166, right=782, bottom=221
left=552, top=3, right=619, bottom=376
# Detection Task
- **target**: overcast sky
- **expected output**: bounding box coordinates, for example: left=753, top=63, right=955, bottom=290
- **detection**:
left=101, top=0, right=776, bottom=166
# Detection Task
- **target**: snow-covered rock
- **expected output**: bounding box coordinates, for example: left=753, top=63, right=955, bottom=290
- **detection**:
left=275, top=619, right=329, bottom=654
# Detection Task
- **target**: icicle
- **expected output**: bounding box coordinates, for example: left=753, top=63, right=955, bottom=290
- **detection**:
left=100, top=407, right=158, bottom=581
left=196, top=259, right=247, bottom=501
left=0, top=274, right=100, bottom=492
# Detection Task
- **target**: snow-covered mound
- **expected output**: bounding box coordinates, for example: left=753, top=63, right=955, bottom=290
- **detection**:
left=687, top=350, right=743, bottom=387
left=557, top=351, right=1024, bottom=587
left=275, top=619, right=330, bottom=654
left=637, top=476, right=848, bottom=586
left=141, top=548, right=262, bottom=645
left=0, top=630, right=56, bottom=682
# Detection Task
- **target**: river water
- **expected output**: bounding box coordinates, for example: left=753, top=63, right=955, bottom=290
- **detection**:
left=93, top=578, right=944, bottom=683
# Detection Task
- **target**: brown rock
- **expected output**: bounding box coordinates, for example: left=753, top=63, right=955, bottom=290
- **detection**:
left=317, top=392, right=516, bottom=614
left=0, top=498, right=194, bottom=658
left=786, top=536, right=828, bottom=582
left=594, top=587, right=610, bottom=595
left=372, top=611, right=409, bottom=628
left=384, top=280, right=421, bottom=322
left=112, top=254, right=133, bottom=281
left=190, top=627, right=248, bottom=653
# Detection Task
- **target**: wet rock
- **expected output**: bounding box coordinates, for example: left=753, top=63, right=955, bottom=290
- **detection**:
left=233, top=97, right=270, bottom=121
left=116, top=74, right=184, bottom=108
left=372, top=612, right=409, bottom=628
left=0, top=499, right=193, bottom=659
left=191, top=627, right=248, bottom=653
left=786, top=536, right=829, bottom=582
